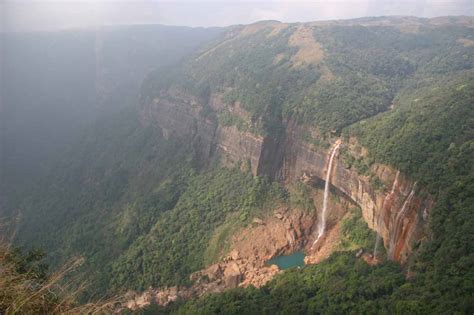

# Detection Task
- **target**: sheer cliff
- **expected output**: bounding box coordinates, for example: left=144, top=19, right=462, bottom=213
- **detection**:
left=5, top=16, right=473, bottom=312
left=126, top=17, right=473, bottom=312
left=140, top=17, right=473, bottom=264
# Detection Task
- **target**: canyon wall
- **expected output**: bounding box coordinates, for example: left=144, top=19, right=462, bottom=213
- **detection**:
left=281, top=124, right=434, bottom=262
left=142, top=90, right=433, bottom=263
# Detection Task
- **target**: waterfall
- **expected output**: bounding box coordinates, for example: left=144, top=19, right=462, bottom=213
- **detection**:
left=373, top=171, right=400, bottom=258
left=312, top=140, right=341, bottom=247
left=388, top=182, right=417, bottom=259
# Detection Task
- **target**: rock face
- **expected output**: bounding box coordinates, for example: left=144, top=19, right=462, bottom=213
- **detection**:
left=141, top=89, right=218, bottom=165
left=125, top=208, right=315, bottom=308
left=142, top=89, right=433, bottom=263
left=194, top=207, right=317, bottom=289
left=126, top=96, right=435, bottom=309
left=280, top=125, right=434, bottom=262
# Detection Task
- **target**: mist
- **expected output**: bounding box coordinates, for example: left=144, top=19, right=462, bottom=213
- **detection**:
left=3, top=0, right=473, bottom=32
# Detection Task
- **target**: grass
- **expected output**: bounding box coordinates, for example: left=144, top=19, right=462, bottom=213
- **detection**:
left=0, top=241, right=118, bottom=314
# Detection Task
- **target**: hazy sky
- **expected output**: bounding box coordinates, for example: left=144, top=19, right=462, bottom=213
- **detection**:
left=2, top=0, right=473, bottom=32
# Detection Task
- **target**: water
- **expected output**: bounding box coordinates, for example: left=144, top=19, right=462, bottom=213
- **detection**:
left=388, top=182, right=416, bottom=259
left=373, top=171, right=400, bottom=258
left=266, top=251, right=306, bottom=269
left=313, top=140, right=341, bottom=246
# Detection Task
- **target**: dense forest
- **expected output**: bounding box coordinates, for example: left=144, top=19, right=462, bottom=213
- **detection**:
left=2, top=16, right=473, bottom=313
left=159, top=56, right=474, bottom=315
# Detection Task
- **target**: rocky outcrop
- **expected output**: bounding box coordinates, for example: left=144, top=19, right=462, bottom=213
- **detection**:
left=124, top=207, right=316, bottom=309
left=127, top=94, right=435, bottom=311
left=281, top=125, right=434, bottom=262
left=143, top=89, right=433, bottom=263
left=305, top=217, right=345, bottom=264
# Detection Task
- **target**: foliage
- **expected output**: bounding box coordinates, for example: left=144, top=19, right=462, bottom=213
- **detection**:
left=340, top=208, right=377, bottom=250
left=218, top=110, right=252, bottom=133
left=5, top=17, right=474, bottom=313
left=349, top=71, right=474, bottom=312
left=0, top=244, right=116, bottom=314
left=144, top=21, right=474, bottom=135
left=2, top=25, right=222, bottom=214
left=152, top=22, right=474, bottom=314
left=110, top=168, right=284, bottom=290
left=352, top=72, right=474, bottom=191
left=12, top=108, right=197, bottom=295
left=173, top=253, right=406, bottom=315
left=8, top=106, right=287, bottom=296
left=287, top=182, right=314, bottom=212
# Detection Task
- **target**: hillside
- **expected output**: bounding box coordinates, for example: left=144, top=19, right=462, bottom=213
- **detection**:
left=3, top=16, right=474, bottom=313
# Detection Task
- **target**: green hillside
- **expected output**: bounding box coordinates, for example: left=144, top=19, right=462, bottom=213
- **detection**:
left=4, top=17, right=474, bottom=312
left=167, top=66, right=474, bottom=315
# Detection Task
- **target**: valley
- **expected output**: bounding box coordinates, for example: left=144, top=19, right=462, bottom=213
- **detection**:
left=2, top=16, right=473, bottom=314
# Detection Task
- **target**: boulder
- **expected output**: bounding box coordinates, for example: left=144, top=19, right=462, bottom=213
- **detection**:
left=229, top=249, right=240, bottom=260
left=205, top=264, right=222, bottom=281
left=223, top=262, right=242, bottom=288
left=252, top=218, right=265, bottom=225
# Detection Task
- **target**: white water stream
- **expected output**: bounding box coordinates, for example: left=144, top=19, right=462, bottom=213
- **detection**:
left=313, top=140, right=341, bottom=247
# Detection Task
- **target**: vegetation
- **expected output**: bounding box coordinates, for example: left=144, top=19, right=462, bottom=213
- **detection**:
left=11, top=108, right=197, bottom=296
left=340, top=208, right=377, bottom=251
left=351, top=72, right=474, bottom=193
left=145, top=20, right=473, bottom=136
left=173, top=253, right=407, bottom=314
left=287, top=182, right=314, bottom=213
left=166, top=214, right=401, bottom=314
left=2, top=25, right=222, bottom=215
left=110, top=168, right=285, bottom=290
left=218, top=110, right=253, bottom=133
left=150, top=21, right=474, bottom=313
left=4, top=17, right=474, bottom=313
left=349, top=71, right=474, bottom=313
left=0, top=244, right=115, bottom=314
left=9, top=106, right=289, bottom=295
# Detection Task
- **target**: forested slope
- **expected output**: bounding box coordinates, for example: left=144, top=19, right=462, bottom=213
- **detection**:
left=4, top=17, right=474, bottom=312
left=165, top=67, right=474, bottom=315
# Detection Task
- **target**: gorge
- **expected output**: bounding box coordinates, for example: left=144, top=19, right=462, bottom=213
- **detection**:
left=123, top=84, right=435, bottom=308
left=143, top=86, right=432, bottom=264
left=4, top=16, right=473, bottom=314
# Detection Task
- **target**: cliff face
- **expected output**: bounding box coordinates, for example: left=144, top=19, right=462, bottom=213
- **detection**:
left=282, top=125, right=434, bottom=262
left=142, top=90, right=433, bottom=263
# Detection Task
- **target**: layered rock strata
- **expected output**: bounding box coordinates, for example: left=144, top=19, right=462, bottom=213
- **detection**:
left=142, top=90, right=433, bottom=262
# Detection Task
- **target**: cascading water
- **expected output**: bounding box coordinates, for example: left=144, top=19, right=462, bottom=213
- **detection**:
left=373, top=171, right=400, bottom=258
left=388, top=182, right=417, bottom=259
left=312, top=140, right=341, bottom=247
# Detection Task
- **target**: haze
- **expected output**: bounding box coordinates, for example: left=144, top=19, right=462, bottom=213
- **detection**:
left=2, top=0, right=473, bottom=32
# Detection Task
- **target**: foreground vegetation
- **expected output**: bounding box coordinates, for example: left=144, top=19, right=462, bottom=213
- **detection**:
left=0, top=244, right=115, bottom=314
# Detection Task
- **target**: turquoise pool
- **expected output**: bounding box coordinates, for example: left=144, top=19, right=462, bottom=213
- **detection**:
left=266, top=251, right=306, bottom=270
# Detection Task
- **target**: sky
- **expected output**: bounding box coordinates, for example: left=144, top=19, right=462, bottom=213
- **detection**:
left=2, top=0, right=473, bottom=32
